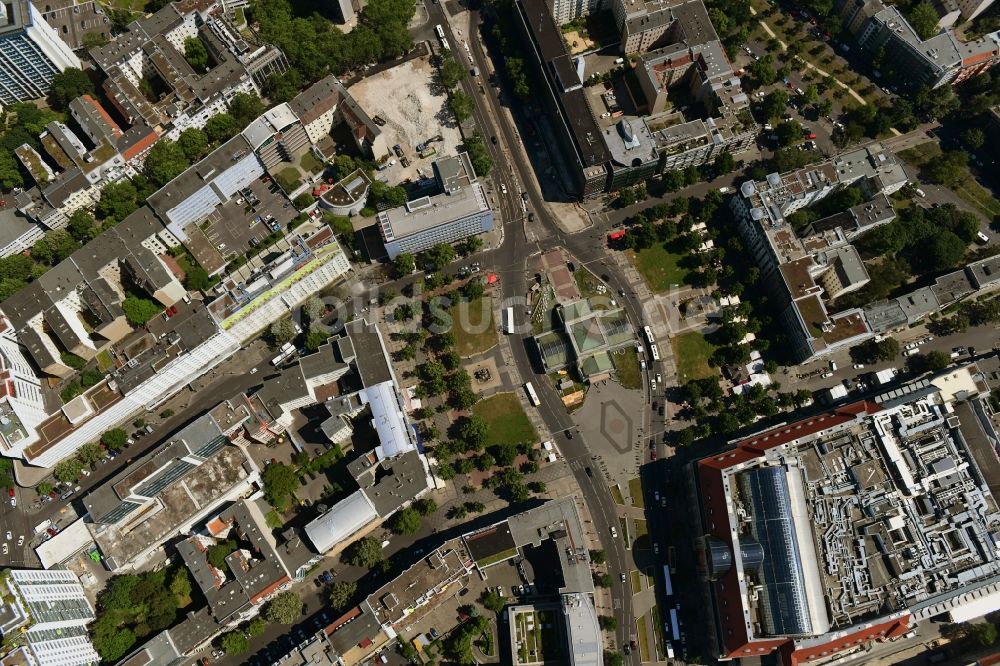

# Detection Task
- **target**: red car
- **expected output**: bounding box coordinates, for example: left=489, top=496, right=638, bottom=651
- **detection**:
left=650, top=450, right=657, bottom=461
left=807, top=133, right=817, bottom=140
left=7, top=488, right=13, bottom=498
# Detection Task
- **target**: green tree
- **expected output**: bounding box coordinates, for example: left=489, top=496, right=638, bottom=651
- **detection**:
left=390, top=507, right=421, bottom=535
left=481, top=589, right=504, bottom=613
left=269, top=318, right=297, bottom=346
left=207, top=539, right=237, bottom=570
left=908, top=2, right=941, bottom=40
left=47, top=68, right=94, bottom=110
left=415, top=498, right=438, bottom=515
left=205, top=113, right=239, bottom=143
left=344, top=536, right=385, bottom=568
left=924, top=230, right=968, bottom=271
left=465, top=133, right=493, bottom=177
left=449, top=90, right=474, bottom=122
left=177, top=127, right=209, bottom=161
left=221, top=631, right=249, bottom=655
left=910, top=350, right=951, bottom=374
left=170, top=569, right=192, bottom=601
left=440, top=55, right=467, bottom=88
left=590, top=549, right=606, bottom=565
left=228, top=92, right=265, bottom=126
left=599, top=615, right=618, bottom=631
left=970, top=621, right=998, bottom=647
left=76, top=442, right=105, bottom=466
left=96, top=180, right=139, bottom=221
left=54, top=459, right=83, bottom=483
left=393, top=252, right=416, bottom=277
left=37, top=482, right=54, bottom=496
left=961, top=127, right=986, bottom=150
left=185, top=265, right=211, bottom=292
left=145, top=140, right=190, bottom=187
left=605, top=653, right=624, bottom=666
left=776, top=119, right=803, bottom=147
left=122, top=295, right=162, bottom=326
left=247, top=617, right=266, bottom=637
left=305, top=329, right=329, bottom=351
left=264, top=591, right=302, bottom=624
left=67, top=209, right=99, bottom=242
left=262, top=463, right=299, bottom=509
left=93, top=627, right=136, bottom=662
left=183, top=36, right=209, bottom=71
left=328, top=580, right=358, bottom=611
left=593, top=573, right=613, bottom=588
left=102, top=428, right=128, bottom=451
left=423, top=243, right=457, bottom=272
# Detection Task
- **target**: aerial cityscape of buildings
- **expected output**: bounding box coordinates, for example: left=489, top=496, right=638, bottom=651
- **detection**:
left=0, top=0, right=997, bottom=665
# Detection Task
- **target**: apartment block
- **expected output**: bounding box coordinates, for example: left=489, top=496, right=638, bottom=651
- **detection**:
left=376, top=153, right=494, bottom=259
left=0, top=569, right=100, bottom=666
left=0, top=1, right=80, bottom=105
left=857, top=6, right=999, bottom=88
left=516, top=0, right=755, bottom=199
left=729, top=143, right=907, bottom=362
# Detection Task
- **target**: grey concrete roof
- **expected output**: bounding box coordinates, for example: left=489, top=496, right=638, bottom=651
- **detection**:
left=362, top=450, right=429, bottom=517
left=146, top=135, right=254, bottom=220
left=345, top=319, right=393, bottom=388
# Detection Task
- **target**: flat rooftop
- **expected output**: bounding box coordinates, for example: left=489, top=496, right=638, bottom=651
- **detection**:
left=701, top=373, right=1000, bottom=649
left=378, top=181, right=489, bottom=241
left=90, top=445, right=253, bottom=570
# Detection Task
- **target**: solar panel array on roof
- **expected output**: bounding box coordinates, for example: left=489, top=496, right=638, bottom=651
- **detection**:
left=134, top=460, right=196, bottom=498
left=193, top=435, right=229, bottom=459
left=539, top=337, right=570, bottom=357
left=100, top=500, right=143, bottom=524
left=741, top=466, right=813, bottom=636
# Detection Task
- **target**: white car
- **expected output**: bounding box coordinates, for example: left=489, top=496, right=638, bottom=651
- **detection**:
left=820, top=371, right=834, bottom=379
left=500, top=183, right=507, bottom=194
left=905, top=342, right=919, bottom=350
left=620, top=573, right=627, bottom=582
left=4, top=531, right=10, bottom=541
left=654, top=543, right=660, bottom=554
left=9, top=497, right=14, bottom=508
left=650, top=380, right=657, bottom=391
left=2, top=543, right=6, bottom=555
left=853, top=363, right=865, bottom=369
left=904, top=348, right=920, bottom=357
left=16, top=535, right=23, bottom=546
left=610, top=525, right=618, bottom=538
left=656, top=373, right=662, bottom=383
left=250, top=367, right=258, bottom=374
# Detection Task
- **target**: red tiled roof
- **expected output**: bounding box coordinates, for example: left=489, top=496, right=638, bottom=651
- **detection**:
left=122, top=130, right=159, bottom=161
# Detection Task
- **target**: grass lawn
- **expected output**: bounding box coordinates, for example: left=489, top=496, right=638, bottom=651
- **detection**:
left=620, top=516, right=630, bottom=547
left=276, top=166, right=301, bottom=192
left=299, top=151, right=324, bottom=174
left=450, top=297, right=498, bottom=356
left=610, top=484, right=625, bottom=505
left=630, top=570, right=642, bottom=595
left=573, top=268, right=609, bottom=306
left=634, top=518, right=648, bottom=538
left=671, top=331, right=717, bottom=383
left=473, top=393, right=537, bottom=447
left=95, top=350, right=114, bottom=372
left=104, top=0, right=146, bottom=10
left=899, top=142, right=1000, bottom=219
left=651, top=606, right=666, bottom=659
left=628, top=477, right=645, bottom=508
left=626, top=244, right=688, bottom=293
left=476, top=547, right=518, bottom=568
left=611, top=347, right=641, bottom=389
left=636, top=616, right=651, bottom=662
